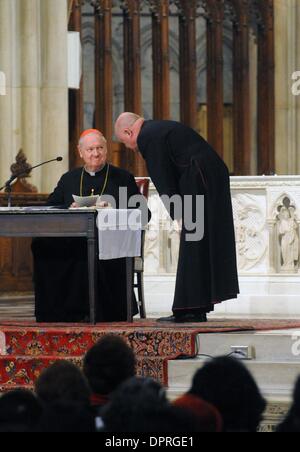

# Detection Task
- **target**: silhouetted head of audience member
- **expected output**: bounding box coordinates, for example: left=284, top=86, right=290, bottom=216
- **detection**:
left=190, top=356, right=266, bottom=432
left=35, top=360, right=91, bottom=407
left=83, top=335, right=136, bottom=407
left=131, top=405, right=200, bottom=433
left=101, top=376, right=167, bottom=431
left=35, top=401, right=96, bottom=433
left=173, top=393, right=223, bottom=432
left=101, top=376, right=199, bottom=432
left=277, top=376, right=300, bottom=432
left=0, top=390, right=43, bottom=432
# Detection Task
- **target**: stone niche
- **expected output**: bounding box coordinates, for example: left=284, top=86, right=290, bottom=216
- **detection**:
left=270, top=195, right=299, bottom=274
left=144, top=176, right=300, bottom=318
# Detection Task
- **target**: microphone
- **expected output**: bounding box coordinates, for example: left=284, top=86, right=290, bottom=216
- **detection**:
left=28, top=156, right=63, bottom=172
left=0, top=157, right=63, bottom=191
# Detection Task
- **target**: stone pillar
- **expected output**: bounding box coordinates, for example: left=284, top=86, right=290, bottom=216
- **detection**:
left=0, top=0, right=21, bottom=187
left=40, top=0, right=69, bottom=192
left=19, top=0, right=42, bottom=189
left=274, top=0, right=300, bottom=175
left=249, top=31, right=258, bottom=175
left=295, top=3, right=300, bottom=175
left=0, top=0, right=68, bottom=193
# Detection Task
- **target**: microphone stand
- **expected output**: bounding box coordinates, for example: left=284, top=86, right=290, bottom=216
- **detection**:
left=0, top=157, right=63, bottom=208
left=5, top=182, right=12, bottom=209
left=0, top=175, right=20, bottom=208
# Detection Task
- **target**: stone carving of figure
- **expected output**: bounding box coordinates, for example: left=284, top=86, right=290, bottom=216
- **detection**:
left=167, top=220, right=181, bottom=273
left=144, top=195, right=160, bottom=273
left=278, top=206, right=299, bottom=271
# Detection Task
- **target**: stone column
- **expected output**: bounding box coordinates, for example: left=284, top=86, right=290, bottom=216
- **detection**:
left=295, top=3, right=300, bottom=175
left=274, top=0, right=300, bottom=175
left=249, top=31, right=258, bottom=175
left=0, top=0, right=21, bottom=187
left=0, top=0, right=69, bottom=193
left=19, top=0, right=42, bottom=189
left=40, top=0, right=69, bottom=192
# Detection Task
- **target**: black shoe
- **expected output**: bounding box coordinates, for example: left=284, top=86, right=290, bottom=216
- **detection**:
left=201, top=313, right=207, bottom=322
left=175, top=313, right=207, bottom=323
left=157, top=315, right=177, bottom=323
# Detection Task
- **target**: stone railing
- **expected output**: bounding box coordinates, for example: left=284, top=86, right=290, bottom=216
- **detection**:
left=145, top=176, right=300, bottom=276
left=144, top=176, right=300, bottom=318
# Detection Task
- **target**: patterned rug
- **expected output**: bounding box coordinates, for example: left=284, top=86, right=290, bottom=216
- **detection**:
left=1, top=319, right=300, bottom=392
left=0, top=323, right=199, bottom=391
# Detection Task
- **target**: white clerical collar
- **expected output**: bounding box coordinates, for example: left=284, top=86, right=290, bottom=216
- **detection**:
left=84, top=165, right=105, bottom=177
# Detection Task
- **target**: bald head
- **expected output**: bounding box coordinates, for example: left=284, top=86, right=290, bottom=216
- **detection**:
left=115, top=113, right=141, bottom=135
left=114, top=112, right=145, bottom=151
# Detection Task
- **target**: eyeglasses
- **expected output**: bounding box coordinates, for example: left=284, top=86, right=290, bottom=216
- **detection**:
left=83, top=146, right=107, bottom=154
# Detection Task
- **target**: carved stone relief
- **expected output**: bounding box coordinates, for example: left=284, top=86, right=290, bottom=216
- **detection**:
left=272, top=195, right=300, bottom=274
left=259, top=400, right=290, bottom=433
left=144, top=193, right=181, bottom=274
left=144, top=194, right=161, bottom=274
left=232, top=193, right=267, bottom=272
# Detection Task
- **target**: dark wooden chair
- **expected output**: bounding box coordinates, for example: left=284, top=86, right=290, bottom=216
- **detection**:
left=134, top=178, right=150, bottom=319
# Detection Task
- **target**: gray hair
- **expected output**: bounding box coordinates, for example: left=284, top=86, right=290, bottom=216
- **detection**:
left=78, top=133, right=107, bottom=149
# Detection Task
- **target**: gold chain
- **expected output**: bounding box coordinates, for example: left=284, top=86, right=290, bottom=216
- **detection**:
left=80, top=164, right=110, bottom=197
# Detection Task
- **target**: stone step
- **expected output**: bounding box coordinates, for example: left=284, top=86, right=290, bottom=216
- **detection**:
left=0, top=294, right=34, bottom=302
left=168, top=358, right=300, bottom=399
left=196, top=330, right=300, bottom=362
left=0, top=294, right=34, bottom=320
left=0, top=325, right=196, bottom=358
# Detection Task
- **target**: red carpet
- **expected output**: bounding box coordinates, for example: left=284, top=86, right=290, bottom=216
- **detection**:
left=1, top=319, right=300, bottom=392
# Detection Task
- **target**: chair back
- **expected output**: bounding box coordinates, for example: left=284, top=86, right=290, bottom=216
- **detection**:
left=135, top=178, right=150, bottom=200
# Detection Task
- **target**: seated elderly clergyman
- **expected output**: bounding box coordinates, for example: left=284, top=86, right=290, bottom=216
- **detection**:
left=31, top=129, right=148, bottom=323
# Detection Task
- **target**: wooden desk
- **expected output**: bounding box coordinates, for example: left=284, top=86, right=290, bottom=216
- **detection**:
left=0, top=209, right=134, bottom=324
left=0, top=192, right=49, bottom=292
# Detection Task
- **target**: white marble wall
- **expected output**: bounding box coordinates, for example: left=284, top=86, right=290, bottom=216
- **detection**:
left=144, top=176, right=300, bottom=318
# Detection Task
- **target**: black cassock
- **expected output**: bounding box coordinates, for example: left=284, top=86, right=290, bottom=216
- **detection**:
left=31, top=164, right=142, bottom=323
left=137, top=120, right=239, bottom=315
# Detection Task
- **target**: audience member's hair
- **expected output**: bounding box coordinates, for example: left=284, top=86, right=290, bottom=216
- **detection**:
left=35, top=360, right=91, bottom=407
left=0, top=390, right=43, bottom=432
left=173, top=393, right=223, bottom=432
left=83, top=335, right=136, bottom=395
left=277, top=377, right=300, bottom=432
left=101, top=376, right=202, bottom=432
left=190, top=356, right=266, bottom=432
left=129, top=405, right=200, bottom=433
left=35, top=401, right=95, bottom=433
